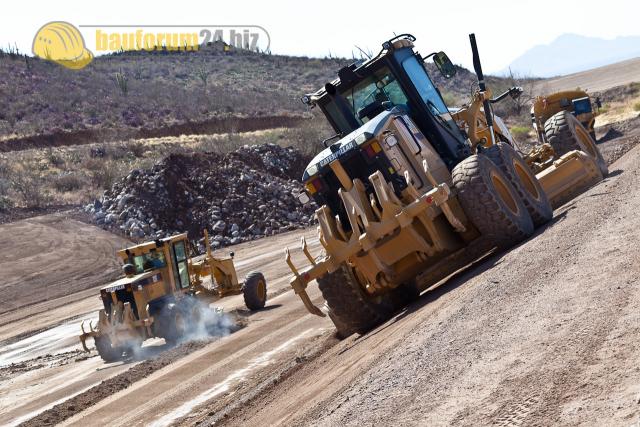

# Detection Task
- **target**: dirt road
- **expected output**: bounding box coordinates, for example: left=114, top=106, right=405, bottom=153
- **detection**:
left=2, top=126, right=640, bottom=426
left=203, top=143, right=640, bottom=426
left=0, top=213, right=130, bottom=316
left=0, top=224, right=322, bottom=426
left=536, top=57, right=640, bottom=94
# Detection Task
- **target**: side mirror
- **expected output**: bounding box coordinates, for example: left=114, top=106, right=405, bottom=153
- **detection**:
left=433, top=51, right=457, bottom=79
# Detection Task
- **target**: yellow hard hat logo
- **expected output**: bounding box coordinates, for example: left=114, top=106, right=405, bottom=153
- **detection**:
left=32, top=21, right=93, bottom=69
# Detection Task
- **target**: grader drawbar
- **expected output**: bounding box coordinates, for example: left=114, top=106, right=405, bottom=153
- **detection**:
left=285, top=33, right=607, bottom=337
left=80, top=231, right=267, bottom=362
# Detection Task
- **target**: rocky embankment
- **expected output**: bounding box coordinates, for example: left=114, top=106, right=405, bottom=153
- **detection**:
left=85, top=144, right=316, bottom=249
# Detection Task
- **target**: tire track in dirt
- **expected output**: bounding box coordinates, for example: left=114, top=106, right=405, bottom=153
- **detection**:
left=215, top=145, right=640, bottom=426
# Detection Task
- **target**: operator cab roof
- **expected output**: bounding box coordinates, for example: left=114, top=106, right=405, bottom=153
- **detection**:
left=301, top=35, right=416, bottom=107
left=117, top=233, right=188, bottom=257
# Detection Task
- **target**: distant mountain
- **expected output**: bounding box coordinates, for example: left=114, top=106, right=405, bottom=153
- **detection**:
left=497, top=34, right=640, bottom=78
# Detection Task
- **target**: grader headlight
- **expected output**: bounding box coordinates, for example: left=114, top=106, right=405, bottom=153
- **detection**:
left=384, top=134, right=399, bottom=147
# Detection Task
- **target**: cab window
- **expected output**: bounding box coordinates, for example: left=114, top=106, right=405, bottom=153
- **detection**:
left=324, top=66, right=411, bottom=134
left=401, top=55, right=462, bottom=136
left=132, top=251, right=166, bottom=273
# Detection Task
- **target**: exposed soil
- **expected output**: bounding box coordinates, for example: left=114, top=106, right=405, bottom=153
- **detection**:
left=18, top=315, right=247, bottom=427
left=0, top=212, right=131, bottom=315
left=0, top=115, right=307, bottom=153
left=596, top=115, right=640, bottom=165
left=201, top=141, right=640, bottom=427
left=536, top=57, right=640, bottom=93
left=2, top=83, right=640, bottom=427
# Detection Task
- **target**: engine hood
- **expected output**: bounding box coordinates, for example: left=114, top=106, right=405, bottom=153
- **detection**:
left=302, top=108, right=398, bottom=181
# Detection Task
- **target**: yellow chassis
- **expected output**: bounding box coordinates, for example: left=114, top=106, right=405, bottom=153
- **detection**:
left=286, top=161, right=467, bottom=317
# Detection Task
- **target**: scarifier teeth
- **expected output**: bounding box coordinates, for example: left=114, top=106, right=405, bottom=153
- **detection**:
left=301, top=237, right=316, bottom=266
left=285, top=247, right=300, bottom=276
left=80, top=321, right=86, bottom=335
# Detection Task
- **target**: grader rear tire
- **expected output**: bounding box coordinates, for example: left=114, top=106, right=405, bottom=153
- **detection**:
left=317, top=264, right=394, bottom=337
left=544, top=110, right=608, bottom=176
left=453, top=154, right=534, bottom=248
left=243, top=271, right=267, bottom=310
left=483, top=142, right=553, bottom=227
left=94, top=335, right=124, bottom=362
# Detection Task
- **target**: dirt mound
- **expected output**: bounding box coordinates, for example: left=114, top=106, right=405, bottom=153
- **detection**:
left=86, top=143, right=316, bottom=248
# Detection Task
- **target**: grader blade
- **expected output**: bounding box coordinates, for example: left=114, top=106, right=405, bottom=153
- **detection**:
left=536, top=150, right=603, bottom=209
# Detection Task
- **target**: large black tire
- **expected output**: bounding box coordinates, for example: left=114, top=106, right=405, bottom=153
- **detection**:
left=153, top=304, right=187, bottom=345
left=94, top=335, right=124, bottom=362
left=317, top=264, right=394, bottom=337
left=544, top=110, right=608, bottom=176
left=483, top=142, right=553, bottom=227
left=452, top=154, right=534, bottom=248
left=243, top=271, right=267, bottom=310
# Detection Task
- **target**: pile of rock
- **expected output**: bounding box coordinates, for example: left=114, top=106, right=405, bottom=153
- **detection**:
left=86, top=144, right=316, bottom=249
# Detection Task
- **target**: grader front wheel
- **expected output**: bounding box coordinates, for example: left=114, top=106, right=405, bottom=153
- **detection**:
left=544, top=110, right=608, bottom=176
left=483, top=142, right=553, bottom=227
left=94, top=334, right=124, bottom=363
left=317, top=264, right=394, bottom=337
left=243, top=271, right=267, bottom=310
left=453, top=154, right=534, bottom=248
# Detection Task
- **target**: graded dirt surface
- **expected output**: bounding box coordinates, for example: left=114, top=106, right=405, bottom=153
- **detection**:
left=2, top=117, right=640, bottom=426
left=0, top=213, right=131, bottom=316
left=0, top=224, right=323, bottom=426
left=536, top=57, right=640, bottom=94
left=202, top=144, right=640, bottom=427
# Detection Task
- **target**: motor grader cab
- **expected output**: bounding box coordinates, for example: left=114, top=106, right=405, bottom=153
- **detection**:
left=285, top=33, right=606, bottom=337
left=79, top=231, right=267, bottom=362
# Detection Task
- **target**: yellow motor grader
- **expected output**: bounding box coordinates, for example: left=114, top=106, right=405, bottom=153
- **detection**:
left=285, top=33, right=607, bottom=337
left=452, top=85, right=607, bottom=208
left=531, top=89, right=599, bottom=142
left=79, top=231, right=267, bottom=362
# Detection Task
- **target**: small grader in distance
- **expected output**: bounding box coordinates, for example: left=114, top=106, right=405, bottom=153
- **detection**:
left=285, top=33, right=607, bottom=337
left=79, top=231, right=267, bottom=362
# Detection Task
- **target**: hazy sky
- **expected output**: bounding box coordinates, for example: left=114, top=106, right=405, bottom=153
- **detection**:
left=2, top=0, right=638, bottom=73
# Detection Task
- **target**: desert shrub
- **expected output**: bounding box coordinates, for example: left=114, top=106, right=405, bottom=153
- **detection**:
left=441, top=91, right=458, bottom=107
left=282, top=113, right=333, bottom=158
left=510, top=126, right=531, bottom=140
left=114, top=68, right=128, bottom=96
left=126, top=141, right=146, bottom=158
left=10, top=161, right=51, bottom=208
left=88, top=159, right=126, bottom=190
left=45, top=147, right=65, bottom=167
left=53, top=173, right=84, bottom=192
left=0, top=158, right=10, bottom=196
left=0, top=195, right=13, bottom=212
left=633, top=102, right=640, bottom=112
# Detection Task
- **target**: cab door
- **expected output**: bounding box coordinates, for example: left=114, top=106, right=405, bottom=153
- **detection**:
left=169, top=240, right=191, bottom=291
